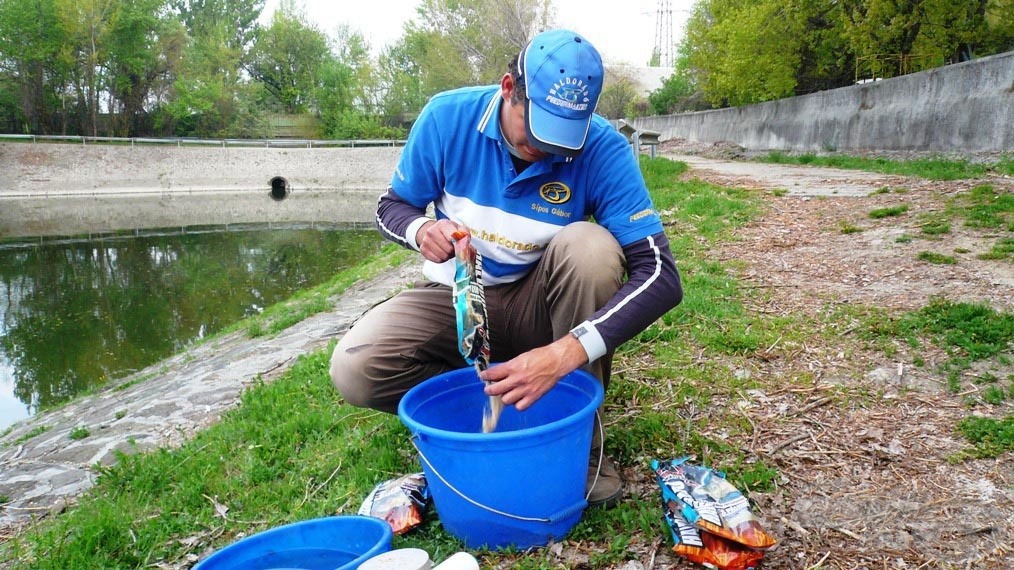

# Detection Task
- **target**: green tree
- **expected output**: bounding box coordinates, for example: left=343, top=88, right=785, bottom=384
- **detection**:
left=841, top=0, right=1014, bottom=79
left=375, top=36, right=427, bottom=128
left=170, top=0, right=262, bottom=53
left=648, top=46, right=701, bottom=114
left=409, top=26, right=476, bottom=94
left=685, top=0, right=805, bottom=107
left=841, top=0, right=937, bottom=77
left=248, top=3, right=332, bottom=113
left=167, top=0, right=264, bottom=136
left=331, top=24, right=377, bottom=115
left=677, top=0, right=1014, bottom=108
left=54, top=0, right=121, bottom=136
left=315, top=26, right=401, bottom=139
left=0, top=0, right=69, bottom=133
left=912, top=0, right=1014, bottom=63
left=793, top=0, right=854, bottom=94
left=105, top=0, right=178, bottom=136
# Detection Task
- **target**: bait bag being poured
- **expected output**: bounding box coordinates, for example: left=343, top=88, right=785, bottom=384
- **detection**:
left=450, top=230, right=499, bottom=432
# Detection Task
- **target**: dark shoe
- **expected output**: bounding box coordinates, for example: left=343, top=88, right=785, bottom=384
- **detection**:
left=586, top=453, right=623, bottom=509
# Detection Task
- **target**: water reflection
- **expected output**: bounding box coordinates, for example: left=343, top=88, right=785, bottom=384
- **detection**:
left=0, top=226, right=382, bottom=430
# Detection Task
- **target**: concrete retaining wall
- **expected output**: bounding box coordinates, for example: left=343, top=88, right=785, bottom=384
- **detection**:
left=632, top=51, right=1014, bottom=153
left=0, top=143, right=402, bottom=238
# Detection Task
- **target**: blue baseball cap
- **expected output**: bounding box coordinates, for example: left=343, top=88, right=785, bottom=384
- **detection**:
left=518, top=29, right=604, bottom=157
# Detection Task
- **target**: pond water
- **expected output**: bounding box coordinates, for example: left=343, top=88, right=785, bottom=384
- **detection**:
left=0, top=226, right=383, bottom=430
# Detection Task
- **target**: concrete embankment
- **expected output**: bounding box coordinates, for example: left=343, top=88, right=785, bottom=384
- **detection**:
left=0, top=143, right=402, bottom=239
left=633, top=50, right=1014, bottom=154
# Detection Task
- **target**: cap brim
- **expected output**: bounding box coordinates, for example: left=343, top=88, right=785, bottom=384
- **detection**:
left=524, top=99, right=591, bottom=158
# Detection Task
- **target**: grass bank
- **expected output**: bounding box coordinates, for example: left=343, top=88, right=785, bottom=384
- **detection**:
left=757, top=150, right=1014, bottom=180
left=3, top=156, right=1010, bottom=569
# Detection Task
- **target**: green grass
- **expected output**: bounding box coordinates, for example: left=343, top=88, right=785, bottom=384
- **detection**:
left=894, top=185, right=1012, bottom=257
left=916, top=251, right=957, bottom=264
left=869, top=205, right=909, bottom=219
left=947, top=184, right=1014, bottom=231
left=68, top=426, right=90, bottom=441
left=955, top=415, right=1014, bottom=459
left=5, top=352, right=426, bottom=568
left=892, top=298, right=1014, bottom=394
left=4, top=156, right=1009, bottom=568
left=6, top=426, right=49, bottom=447
left=977, top=237, right=1014, bottom=261
left=997, top=155, right=1014, bottom=176
left=839, top=220, right=863, bottom=234
left=757, top=151, right=1010, bottom=181
left=899, top=298, right=1014, bottom=359
left=920, top=220, right=951, bottom=236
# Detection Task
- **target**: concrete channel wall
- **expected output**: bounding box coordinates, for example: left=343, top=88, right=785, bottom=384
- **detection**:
left=632, top=50, right=1014, bottom=154
left=0, top=143, right=402, bottom=239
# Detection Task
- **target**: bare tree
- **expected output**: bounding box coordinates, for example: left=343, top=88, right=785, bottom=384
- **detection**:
left=417, top=0, right=553, bottom=83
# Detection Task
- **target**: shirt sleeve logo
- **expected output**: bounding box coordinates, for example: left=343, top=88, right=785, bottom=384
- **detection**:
left=539, top=182, right=572, bottom=205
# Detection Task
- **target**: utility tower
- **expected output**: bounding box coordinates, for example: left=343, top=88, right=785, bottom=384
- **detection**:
left=654, top=0, right=674, bottom=67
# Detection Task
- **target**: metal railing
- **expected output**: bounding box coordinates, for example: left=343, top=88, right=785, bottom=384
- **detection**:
left=0, top=133, right=406, bottom=148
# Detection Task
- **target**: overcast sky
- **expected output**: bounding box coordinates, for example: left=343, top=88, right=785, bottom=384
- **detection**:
left=260, top=0, right=697, bottom=66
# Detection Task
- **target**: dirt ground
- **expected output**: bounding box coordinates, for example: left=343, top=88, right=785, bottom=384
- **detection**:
left=607, top=142, right=1013, bottom=570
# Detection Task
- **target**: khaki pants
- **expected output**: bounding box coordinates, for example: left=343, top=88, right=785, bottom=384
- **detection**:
left=329, top=221, right=625, bottom=414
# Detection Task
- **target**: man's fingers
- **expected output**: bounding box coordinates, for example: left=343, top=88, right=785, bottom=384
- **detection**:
left=513, top=394, right=536, bottom=412
left=492, top=384, right=526, bottom=409
left=479, top=363, right=509, bottom=383
left=484, top=375, right=543, bottom=412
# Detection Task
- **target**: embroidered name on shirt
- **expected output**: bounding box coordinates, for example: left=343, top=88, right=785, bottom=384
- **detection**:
left=531, top=203, right=573, bottom=218
left=630, top=208, right=655, bottom=222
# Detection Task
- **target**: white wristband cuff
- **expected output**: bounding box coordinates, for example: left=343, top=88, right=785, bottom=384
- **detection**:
left=570, top=321, right=607, bottom=362
left=405, top=217, right=430, bottom=251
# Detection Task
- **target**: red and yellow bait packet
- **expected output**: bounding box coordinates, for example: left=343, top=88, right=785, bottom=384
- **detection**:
left=653, top=457, right=777, bottom=568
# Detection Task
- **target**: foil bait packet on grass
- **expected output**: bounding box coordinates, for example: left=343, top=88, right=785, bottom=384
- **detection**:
left=450, top=230, right=500, bottom=432
left=661, top=498, right=765, bottom=570
left=358, top=472, right=430, bottom=535
left=653, top=457, right=776, bottom=569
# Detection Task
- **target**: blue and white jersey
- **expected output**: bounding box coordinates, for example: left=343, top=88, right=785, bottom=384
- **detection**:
left=390, top=85, right=664, bottom=286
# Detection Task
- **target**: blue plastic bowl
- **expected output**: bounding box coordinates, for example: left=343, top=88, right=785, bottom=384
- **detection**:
left=193, top=515, right=392, bottom=570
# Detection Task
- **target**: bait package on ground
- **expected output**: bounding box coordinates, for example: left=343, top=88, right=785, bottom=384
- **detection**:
left=653, top=457, right=777, bottom=551
left=662, top=498, right=765, bottom=570
left=358, top=472, right=430, bottom=535
left=450, top=230, right=500, bottom=432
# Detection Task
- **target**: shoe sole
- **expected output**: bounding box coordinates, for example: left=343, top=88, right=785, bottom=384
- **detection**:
left=586, top=485, right=623, bottom=509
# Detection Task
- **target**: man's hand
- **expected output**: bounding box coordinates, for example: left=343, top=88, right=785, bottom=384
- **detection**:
left=416, top=219, right=470, bottom=263
left=480, top=334, right=589, bottom=411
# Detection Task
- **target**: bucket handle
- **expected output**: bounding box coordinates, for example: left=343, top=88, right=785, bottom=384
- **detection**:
left=412, top=438, right=583, bottom=524
left=409, top=411, right=604, bottom=525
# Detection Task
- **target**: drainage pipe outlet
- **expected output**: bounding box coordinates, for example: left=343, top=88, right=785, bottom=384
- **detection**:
left=269, top=176, right=290, bottom=201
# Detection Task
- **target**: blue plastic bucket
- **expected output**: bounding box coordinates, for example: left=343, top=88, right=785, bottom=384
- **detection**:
left=193, top=515, right=392, bottom=570
left=398, top=367, right=604, bottom=549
